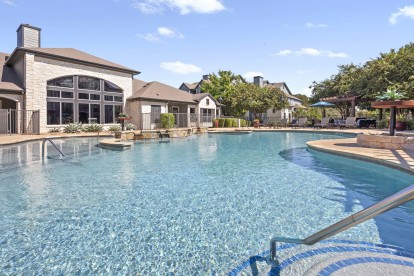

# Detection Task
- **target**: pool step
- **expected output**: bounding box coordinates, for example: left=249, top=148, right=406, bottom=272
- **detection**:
left=230, top=240, right=414, bottom=275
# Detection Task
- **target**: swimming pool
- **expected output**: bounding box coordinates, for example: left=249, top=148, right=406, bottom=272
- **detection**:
left=0, top=132, right=413, bottom=274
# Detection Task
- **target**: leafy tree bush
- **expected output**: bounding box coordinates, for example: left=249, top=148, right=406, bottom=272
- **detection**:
left=83, top=124, right=103, bottom=132
left=63, top=123, right=83, bottom=133
left=108, top=125, right=121, bottom=132
left=160, top=113, right=175, bottom=128
left=48, top=127, right=61, bottom=133
left=125, top=123, right=136, bottom=130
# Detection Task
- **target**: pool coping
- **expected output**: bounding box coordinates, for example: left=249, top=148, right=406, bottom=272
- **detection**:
left=307, top=138, right=414, bottom=175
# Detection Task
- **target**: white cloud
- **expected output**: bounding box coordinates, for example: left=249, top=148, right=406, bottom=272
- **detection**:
left=273, top=47, right=348, bottom=58
left=389, top=5, right=414, bottom=24
left=139, top=33, right=161, bottom=42
left=132, top=1, right=162, bottom=14
left=305, top=22, right=328, bottom=28
left=242, top=71, right=264, bottom=81
left=132, top=0, right=225, bottom=15
left=139, top=27, right=184, bottom=42
left=160, top=61, right=202, bottom=74
left=273, top=49, right=292, bottom=56
left=297, top=48, right=322, bottom=56
left=157, top=27, right=184, bottom=39
left=2, top=0, right=17, bottom=6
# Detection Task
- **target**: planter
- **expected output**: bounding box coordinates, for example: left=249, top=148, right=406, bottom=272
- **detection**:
left=254, top=121, right=260, bottom=128
left=396, top=122, right=407, bottom=131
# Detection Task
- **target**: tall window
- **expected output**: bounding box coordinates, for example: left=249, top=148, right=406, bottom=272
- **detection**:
left=47, top=102, right=60, bottom=125
left=46, top=75, right=124, bottom=125
left=62, top=103, right=73, bottom=124
left=151, top=105, right=161, bottom=123
left=79, top=103, right=89, bottom=124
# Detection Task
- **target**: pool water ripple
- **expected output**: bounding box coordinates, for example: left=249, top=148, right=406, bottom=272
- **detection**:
left=1, top=132, right=413, bottom=274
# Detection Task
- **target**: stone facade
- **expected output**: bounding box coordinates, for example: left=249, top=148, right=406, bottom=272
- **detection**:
left=357, top=133, right=414, bottom=150
left=24, top=54, right=133, bottom=133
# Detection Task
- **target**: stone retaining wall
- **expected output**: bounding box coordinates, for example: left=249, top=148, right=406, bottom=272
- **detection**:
left=357, top=133, right=414, bottom=150
left=114, top=128, right=207, bottom=141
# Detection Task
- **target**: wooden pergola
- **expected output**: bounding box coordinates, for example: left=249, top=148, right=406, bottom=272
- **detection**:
left=321, top=94, right=359, bottom=117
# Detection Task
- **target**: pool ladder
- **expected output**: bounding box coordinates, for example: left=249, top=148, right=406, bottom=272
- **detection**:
left=268, top=183, right=414, bottom=265
left=42, top=138, right=66, bottom=159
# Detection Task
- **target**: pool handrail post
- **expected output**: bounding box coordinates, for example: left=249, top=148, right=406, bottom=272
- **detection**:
left=42, top=138, right=66, bottom=160
left=269, top=183, right=414, bottom=264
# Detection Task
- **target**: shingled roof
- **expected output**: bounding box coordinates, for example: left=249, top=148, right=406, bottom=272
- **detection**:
left=0, top=52, right=24, bottom=92
left=129, top=80, right=195, bottom=103
left=6, top=47, right=140, bottom=75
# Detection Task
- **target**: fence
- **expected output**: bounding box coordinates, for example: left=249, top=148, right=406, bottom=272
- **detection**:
left=0, top=109, right=40, bottom=135
left=136, top=113, right=214, bottom=130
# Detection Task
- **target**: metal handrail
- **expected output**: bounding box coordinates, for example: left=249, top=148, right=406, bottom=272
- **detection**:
left=42, top=138, right=66, bottom=159
left=269, top=183, right=414, bottom=264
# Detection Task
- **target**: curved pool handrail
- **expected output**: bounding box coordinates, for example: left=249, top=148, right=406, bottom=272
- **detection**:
left=42, top=138, right=66, bottom=159
left=269, top=183, right=414, bottom=264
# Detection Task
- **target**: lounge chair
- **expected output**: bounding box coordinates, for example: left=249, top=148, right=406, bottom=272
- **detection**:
left=273, top=118, right=288, bottom=128
left=259, top=118, right=270, bottom=128
left=291, top=117, right=307, bottom=128
left=314, top=117, right=331, bottom=128
left=342, top=117, right=356, bottom=129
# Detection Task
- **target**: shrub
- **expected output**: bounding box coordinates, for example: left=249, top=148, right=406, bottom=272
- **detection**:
left=224, top=118, right=233, bottom=127
left=377, top=119, right=388, bottom=129
left=108, top=125, right=121, bottom=132
left=83, top=124, right=103, bottom=132
left=160, top=113, right=175, bottom=128
left=406, top=119, right=414, bottom=130
left=125, top=123, right=136, bottom=130
left=48, top=127, right=60, bottom=133
left=218, top=118, right=225, bottom=127
left=63, top=123, right=83, bottom=133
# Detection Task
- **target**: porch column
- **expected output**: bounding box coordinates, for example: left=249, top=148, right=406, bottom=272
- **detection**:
left=351, top=99, right=356, bottom=117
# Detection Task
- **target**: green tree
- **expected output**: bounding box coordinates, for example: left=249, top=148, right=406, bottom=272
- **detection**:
left=201, top=70, right=245, bottom=115
left=293, top=94, right=309, bottom=106
left=229, top=83, right=288, bottom=119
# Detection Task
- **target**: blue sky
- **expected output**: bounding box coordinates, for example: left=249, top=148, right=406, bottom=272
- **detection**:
left=1, top=0, right=414, bottom=95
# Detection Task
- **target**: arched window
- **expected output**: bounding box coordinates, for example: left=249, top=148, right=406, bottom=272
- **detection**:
left=46, top=75, right=124, bottom=125
left=104, top=80, right=123, bottom=93
left=78, top=76, right=100, bottom=91
left=47, top=76, right=74, bottom=88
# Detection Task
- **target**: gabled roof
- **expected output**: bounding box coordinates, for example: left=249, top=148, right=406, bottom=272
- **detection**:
left=0, top=52, right=24, bottom=92
left=192, top=93, right=219, bottom=105
left=129, top=80, right=195, bottom=103
left=6, top=47, right=140, bottom=75
left=265, top=82, right=301, bottom=101
left=183, top=82, right=198, bottom=90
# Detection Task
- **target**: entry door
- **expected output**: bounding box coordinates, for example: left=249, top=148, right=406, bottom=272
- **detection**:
left=172, top=107, right=179, bottom=127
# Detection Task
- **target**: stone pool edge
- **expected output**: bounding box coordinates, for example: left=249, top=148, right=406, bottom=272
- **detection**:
left=307, top=138, right=414, bottom=175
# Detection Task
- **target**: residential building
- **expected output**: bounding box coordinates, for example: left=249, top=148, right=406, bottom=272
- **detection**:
left=0, top=24, right=140, bottom=134
left=128, top=80, right=219, bottom=129
left=249, top=76, right=303, bottom=122
left=178, top=75, right=210, bottom=94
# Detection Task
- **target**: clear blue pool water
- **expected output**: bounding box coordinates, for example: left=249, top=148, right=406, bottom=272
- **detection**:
left=0, top=132, right=413, bottom=274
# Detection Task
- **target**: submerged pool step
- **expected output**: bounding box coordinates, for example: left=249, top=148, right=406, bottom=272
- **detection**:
left=230, top=240, right=414, bottom=275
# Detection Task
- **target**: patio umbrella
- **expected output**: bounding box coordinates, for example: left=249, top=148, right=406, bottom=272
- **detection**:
left=310, top=101, right=335, bottom=117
